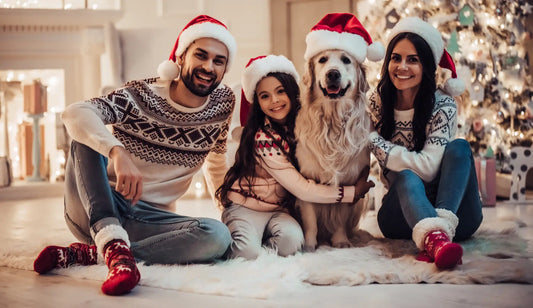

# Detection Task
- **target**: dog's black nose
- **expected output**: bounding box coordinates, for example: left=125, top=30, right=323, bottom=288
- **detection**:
left=326, top=69, right=341, bottom=82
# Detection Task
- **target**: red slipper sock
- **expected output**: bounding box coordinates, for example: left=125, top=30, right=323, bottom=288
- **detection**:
left=33, top=242, right=97, bottom=274
left=424, top=230, right=463, bottom=269
left=415, top=250, right=433, bottom=263
left=100, top=239, right=140, bottom=296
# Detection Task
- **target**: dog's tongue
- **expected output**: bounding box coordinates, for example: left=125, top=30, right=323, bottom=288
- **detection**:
left=326, top=86, right=340, bottom=94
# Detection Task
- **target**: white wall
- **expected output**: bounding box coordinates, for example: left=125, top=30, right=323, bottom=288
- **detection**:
left=114, top=0, right=271, bottom=88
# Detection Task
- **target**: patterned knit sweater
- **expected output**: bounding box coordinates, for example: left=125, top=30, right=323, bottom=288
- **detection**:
left=367, top=89, right=457, bottom=187
left=62, top=78, right=235, bottom=211
left=227, top=121, right=355, bottom=212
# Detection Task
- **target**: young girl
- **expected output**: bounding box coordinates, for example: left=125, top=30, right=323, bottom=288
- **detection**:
left=368, top=17, right=483, bottom=269
left=216, top=55, right=374, bottom=260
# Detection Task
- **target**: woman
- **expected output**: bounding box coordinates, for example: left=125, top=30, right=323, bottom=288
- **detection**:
left=368, top=17, right=483, bottom=269
left=217, top=55, right=373, bottom=260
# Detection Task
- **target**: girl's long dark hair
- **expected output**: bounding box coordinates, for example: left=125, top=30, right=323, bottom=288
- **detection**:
left=376, top=32, right=437, bottom=152
left=216, top=72, right=301, bottom=211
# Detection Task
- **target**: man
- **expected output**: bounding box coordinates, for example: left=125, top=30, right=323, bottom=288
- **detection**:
left=33, top=15, right=237, bottom=296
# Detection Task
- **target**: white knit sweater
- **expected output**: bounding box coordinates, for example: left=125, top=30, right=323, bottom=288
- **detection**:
left=62, top=78, right=235, bottom=211
left=367, top=89, right=458, bottom=186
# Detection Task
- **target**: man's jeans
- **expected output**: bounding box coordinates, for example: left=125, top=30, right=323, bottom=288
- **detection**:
left=377, top=139, right=483, bottom=241
left=64, top=141, right=231, bottom=264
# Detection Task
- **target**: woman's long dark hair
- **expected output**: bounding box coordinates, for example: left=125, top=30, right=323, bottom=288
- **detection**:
left=216, top=72, right=301, bottom=210
left=376, top=32, right=437, bottom=152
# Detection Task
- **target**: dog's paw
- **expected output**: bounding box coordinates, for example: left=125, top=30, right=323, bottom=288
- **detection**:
left=303, top=244, right=317, bottom=252
left=303, top=235, right=317, bottom=252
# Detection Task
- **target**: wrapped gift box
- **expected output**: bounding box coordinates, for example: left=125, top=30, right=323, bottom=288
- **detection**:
left=23, top=80, right=47, bottom=114
left=474, top=157, right=496, bottom=207
left=496, top=172, right=511, bottom=199
left=18, top=122, right=46, bottom=178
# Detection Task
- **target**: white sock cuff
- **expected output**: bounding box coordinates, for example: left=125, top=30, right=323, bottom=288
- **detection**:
left=94, top=224, right=130, bottom=257
left=412, top=216, right=454, bottom=250
left=435, top=208, right=459, bottom=230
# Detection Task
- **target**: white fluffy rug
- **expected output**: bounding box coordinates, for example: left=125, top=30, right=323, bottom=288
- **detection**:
left=1, top=212, right=532, bottom=299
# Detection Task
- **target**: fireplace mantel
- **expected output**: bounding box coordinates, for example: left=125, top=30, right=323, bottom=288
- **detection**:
left=0, top=8, right=123, bottom=104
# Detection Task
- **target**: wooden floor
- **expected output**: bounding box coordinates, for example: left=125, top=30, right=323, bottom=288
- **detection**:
left=1, top=181, right=532, bottom=308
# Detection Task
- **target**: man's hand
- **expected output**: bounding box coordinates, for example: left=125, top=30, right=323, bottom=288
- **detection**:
left=354, top=165, right=375, bottom=202
left=109, top=146, right=143, bottom=205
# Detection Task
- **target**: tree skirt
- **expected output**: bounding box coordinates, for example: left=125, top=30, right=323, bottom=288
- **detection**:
left=1, top=215, right=532, bottom=299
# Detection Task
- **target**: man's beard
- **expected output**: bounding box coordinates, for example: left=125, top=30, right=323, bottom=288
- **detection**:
left=181, top=67, right=221, bottom=97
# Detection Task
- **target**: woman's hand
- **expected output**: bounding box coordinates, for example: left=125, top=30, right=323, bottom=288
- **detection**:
left=353, top=165, right=375, bottom=202
left=369, top=119, right=376, bottom=133
left=110, top=146, right=143, bottom=205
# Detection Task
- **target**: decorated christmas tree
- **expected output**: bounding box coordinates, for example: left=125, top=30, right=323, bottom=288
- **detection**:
left=358, top=0, right=533, bottom=173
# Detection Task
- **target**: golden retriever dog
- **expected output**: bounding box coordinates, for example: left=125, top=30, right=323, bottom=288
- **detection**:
left=295, top=49, right=372, bottom=251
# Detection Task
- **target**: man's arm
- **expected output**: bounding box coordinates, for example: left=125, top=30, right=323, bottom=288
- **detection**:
left=62, top=97, right=143, bottom=204
left=202, top=151, right=227, bottom=210
left=61, top=102, right=123, bottom=158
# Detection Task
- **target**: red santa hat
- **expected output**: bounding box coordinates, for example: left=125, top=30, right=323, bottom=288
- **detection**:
left=387, top=17, right=465, bottom=96
left=157, top=15, right=237, bottom=81
left=304, top=13, right=385, bottom=63
left=240, top=55, right=299, bottom=126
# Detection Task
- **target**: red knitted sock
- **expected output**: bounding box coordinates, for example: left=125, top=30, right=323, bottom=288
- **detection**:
left=33, top=242, right=97, bottom=274
left=100, top=239, right=140, bottom=295
left=424, top=230, right=463, bottom=269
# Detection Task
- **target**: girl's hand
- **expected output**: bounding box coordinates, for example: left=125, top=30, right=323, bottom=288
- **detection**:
left=110, top=146, right=143, bottom=205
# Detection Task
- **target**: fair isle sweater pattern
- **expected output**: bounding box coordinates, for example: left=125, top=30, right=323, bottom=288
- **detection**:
left=368, top=89, right=457, bottom=183
left=88, top=78, right=234, bottom=167
left=255, top=127, right=289, bottom=159
left=229, top=126, right=289, bottom=209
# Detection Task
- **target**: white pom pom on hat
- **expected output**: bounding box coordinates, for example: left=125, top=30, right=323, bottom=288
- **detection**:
left=157, top=60, right=180, bottom=81
left=387, top=17, right=465, bottom=96
left=304, top=13, right=385, bottom=63
left=157, top=15, right=237, bottom=81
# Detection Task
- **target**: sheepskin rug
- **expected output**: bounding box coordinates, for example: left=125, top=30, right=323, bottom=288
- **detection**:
left=1, top=211, right=532, bottom=299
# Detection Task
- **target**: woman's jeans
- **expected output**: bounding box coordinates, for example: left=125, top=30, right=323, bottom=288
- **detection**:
left=377, top=139, right=483, bottom=241
left=64, top=141, right=231, bottom=264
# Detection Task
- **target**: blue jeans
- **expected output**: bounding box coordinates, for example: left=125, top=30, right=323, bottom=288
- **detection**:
left=64, top=141, right=231, bottom=264
left=377, top=139, right=483, bottom=241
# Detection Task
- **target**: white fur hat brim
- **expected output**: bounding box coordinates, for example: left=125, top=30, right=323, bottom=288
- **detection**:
left=241, top=55, right=299, bottom=102
left=175, top=21, right=237, bottom=69
left=305, top=29, right=384, bottom=63
left=157, top=17, right=237, bottom=81
left=387, top=17, right=444, bottom=65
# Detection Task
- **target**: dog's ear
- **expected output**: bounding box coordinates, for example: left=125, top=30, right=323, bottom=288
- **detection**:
left=302, top=59, right=315, bottom=91
left=301, top=59, right=317, bottom=104
left=355, top=63, right=370, bottom=94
